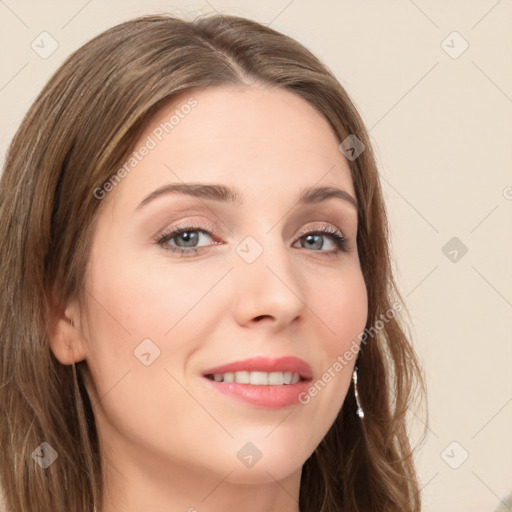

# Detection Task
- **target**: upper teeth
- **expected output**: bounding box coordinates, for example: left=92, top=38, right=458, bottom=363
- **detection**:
left=212, top=371, right=301, bottom=385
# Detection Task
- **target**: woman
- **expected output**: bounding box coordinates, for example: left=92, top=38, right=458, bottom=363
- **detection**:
left=0, top=14, right=425, bottom=512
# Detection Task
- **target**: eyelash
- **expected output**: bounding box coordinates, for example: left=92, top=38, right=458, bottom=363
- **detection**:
left=155, top=223, right=349, bottom=258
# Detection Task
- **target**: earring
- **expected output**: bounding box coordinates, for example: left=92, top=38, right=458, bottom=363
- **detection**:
left=352, top=366, right=364, bottom=419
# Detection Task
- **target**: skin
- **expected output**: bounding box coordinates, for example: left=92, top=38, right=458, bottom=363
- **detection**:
left=50, top=84, right=368, bottom=512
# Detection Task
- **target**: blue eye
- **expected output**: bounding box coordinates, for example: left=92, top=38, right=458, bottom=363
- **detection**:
left=157, top=227, right=215, bottom=256
left=293, top=227, right=348, bottom=253
left=156, top=224, right=348, bottom=257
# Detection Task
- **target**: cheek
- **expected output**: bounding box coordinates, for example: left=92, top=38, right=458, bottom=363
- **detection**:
left=296, top=263, right=367, bottom=422
left=84, top=250, right=214, bottom=339
left=80, top=249, right=214, bottom=451
left=80, top=242, right=227, bottom=401
left=312, top=262, right=368, bottom=353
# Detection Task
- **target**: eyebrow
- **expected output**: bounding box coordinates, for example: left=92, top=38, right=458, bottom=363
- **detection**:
left=135, top=183, right=358, bottom=211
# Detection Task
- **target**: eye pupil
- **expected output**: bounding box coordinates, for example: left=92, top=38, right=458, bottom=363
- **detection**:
left=177, top=231, right=198, bottom=247
left=304, top=234, right=323, bottom=250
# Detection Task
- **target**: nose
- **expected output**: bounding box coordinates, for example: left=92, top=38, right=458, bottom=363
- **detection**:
left=231, top=236, right=306, bottom=331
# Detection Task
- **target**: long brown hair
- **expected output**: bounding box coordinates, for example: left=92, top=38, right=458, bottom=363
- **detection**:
left=0, top=14, right=425, bottom=512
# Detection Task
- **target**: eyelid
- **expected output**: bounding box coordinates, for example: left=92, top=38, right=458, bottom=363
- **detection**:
left=154, top=219, right=218, bottom=240
left=295, top=222, right=345, bottom=238
left=155, top=221, right=345, bottom=242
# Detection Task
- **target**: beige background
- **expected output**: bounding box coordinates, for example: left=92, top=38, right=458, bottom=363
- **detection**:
left=1, top=1, right=511, bottom=511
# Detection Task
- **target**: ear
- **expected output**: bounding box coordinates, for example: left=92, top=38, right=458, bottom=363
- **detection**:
left=47, top=296, right=87, bottom=365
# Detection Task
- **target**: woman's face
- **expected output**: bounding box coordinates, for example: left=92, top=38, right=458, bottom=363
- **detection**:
left=73, top=85, right=367, bottom=485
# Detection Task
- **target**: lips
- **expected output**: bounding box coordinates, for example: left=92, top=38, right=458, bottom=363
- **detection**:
left=201, top=356, right=314, bottom=408
left=202, top=356, right=314, bottom=381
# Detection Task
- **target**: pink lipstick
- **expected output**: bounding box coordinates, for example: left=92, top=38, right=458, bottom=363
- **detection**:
left=201, top=356, right=313, bottom=408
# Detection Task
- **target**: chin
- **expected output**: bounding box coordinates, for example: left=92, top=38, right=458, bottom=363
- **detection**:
left=210, top=436, right=311, bottom=484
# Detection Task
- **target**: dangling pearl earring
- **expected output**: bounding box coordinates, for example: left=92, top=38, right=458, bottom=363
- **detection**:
left=352, top=366, right=364, bottom=418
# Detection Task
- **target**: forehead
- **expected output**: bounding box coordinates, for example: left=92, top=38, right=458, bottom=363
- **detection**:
left=107, top=85, right=355, bottom=211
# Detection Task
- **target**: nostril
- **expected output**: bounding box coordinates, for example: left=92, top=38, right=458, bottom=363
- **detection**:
left=254, top=315, right=273, bottom=322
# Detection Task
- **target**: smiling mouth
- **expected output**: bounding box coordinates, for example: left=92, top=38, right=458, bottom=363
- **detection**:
left=204, top=371, right=305, bottom=385
left=201, top=357, right=313, bottom=408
